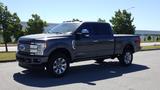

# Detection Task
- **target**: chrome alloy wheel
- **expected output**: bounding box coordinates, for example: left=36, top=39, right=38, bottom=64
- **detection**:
left=124, top=52, right=132, bottom=64
left=53, top=58, right=67, bottom=75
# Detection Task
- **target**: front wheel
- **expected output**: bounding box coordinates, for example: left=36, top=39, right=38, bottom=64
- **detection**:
left=46, top=53, right=70, bottom=77
left=118, top=49, right=133, bottom=66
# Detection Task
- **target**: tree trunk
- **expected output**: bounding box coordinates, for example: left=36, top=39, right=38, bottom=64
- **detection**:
left=2, top=27, right=9, bottom=52
left=4, top=42, right=8, bottom=52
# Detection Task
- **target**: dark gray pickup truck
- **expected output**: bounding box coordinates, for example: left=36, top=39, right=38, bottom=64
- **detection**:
left=16, top=22, right=140, bottom=77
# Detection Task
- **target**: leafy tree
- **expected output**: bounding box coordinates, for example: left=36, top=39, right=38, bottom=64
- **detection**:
left=97, top=18, right=106, bottom=23
left=0, top=3, right=13, bottom=52
left=0, top=2, right=22, bottom=52
left=110, top=9, right=136, bottom=34
left=26, top=14, right=47, bottom=34
left=156, top=37, right=159, bottom=41
left=9, top=13, right=22, bottom=42
left=158, top=36, right=160, bottom=41
left=72, top=18, right=81, bottom=22
left=64, top=18, right=82, bottom=22
left=147, top=35, right=152, bottom=41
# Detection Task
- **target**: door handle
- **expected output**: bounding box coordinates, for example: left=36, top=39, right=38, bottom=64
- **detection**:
left=108, top=39, right=114, bottom=42
left=92, top=40, right=99, bottom=43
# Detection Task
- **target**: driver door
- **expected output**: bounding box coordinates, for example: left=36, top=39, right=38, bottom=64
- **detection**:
left=74, top=23, right=96, bottom=58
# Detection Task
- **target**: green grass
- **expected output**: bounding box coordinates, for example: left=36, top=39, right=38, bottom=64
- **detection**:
left=141, top=45, right=160, bottom=50
left=141, top=40, right=160, bottom=43
left=0, top=52, right=16, bottom=62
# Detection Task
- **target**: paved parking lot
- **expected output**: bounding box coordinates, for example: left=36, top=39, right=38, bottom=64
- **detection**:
left=0, top=50, right=160, bottom=90
left=0, top=46, right=17, bottom=52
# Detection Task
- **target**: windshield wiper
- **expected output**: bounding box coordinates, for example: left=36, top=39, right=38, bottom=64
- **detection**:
left=49, top=32, right=63, bottom=34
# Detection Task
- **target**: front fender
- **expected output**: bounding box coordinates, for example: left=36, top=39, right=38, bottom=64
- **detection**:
left=44, top=41, right=74, bottom=60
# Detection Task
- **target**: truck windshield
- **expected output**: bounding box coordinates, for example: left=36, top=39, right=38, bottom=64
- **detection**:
left=47, top=23, right=81, bottom=34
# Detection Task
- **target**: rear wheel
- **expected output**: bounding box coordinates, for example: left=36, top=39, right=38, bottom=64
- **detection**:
left=118, top=47, right=133, bottom=66
left=46, top=53, right=70, bottom=77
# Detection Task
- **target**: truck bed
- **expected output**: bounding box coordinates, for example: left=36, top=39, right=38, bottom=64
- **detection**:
left=113, top=34, right=140, bottom=55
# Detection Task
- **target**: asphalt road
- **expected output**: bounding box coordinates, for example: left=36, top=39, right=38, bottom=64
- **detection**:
left=0, top=46, right=17, bottom=52
left=0, top=50, right=160, bottom=90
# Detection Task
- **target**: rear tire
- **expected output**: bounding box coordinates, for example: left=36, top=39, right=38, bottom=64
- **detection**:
left=46, top=53, right=70, bottom=77
left=118, top=47, right=133, bottom=66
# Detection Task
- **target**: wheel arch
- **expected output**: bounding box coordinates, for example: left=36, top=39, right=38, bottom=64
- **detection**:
left=48, top=48, right=72, bottom=62
left=123, top=44, right=135, bottom=53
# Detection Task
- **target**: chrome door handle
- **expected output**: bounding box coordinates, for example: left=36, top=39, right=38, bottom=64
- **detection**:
left=93, top=40, right=99, bottom=43
left=108, top=39, right=114, bottom=42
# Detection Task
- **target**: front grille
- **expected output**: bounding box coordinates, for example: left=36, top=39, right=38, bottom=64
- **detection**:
left=18, top=43, right=30, bottom=55
left=18, top=51, right=30, bottom=56
left=18, top=39, right=35, bottom=56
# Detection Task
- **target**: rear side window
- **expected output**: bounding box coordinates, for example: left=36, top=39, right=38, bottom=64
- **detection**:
left=92, top=23, right=112, bottom=35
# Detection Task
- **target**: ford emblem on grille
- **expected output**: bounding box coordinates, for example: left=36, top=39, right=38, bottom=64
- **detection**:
left=19, top=44, right=25, bottom=51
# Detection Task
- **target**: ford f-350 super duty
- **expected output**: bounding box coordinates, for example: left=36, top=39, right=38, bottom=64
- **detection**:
left=16, top=22, right=140, bottom=77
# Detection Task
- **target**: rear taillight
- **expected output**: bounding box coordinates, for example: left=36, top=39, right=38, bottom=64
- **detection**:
left=135, top=37, right=140, bottom=46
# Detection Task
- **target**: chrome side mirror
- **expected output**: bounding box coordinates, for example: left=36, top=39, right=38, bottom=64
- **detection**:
left=81, top=29, right=89, bottom=34
left=75, top=29, right=90, bottom=40
left=81, top=29, right=90, bottom=37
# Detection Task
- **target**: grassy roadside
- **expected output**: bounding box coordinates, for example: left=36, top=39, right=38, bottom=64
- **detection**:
left=141, top=45, right=160, bottom=50
left=0, top=45, right=160, bottom=62
left=0, top=52, right=16, bottom=62
left=141, top=41, right=160, bottom=43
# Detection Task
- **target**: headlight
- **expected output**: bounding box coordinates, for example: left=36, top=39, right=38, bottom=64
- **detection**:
left=30, top=42, right=47, bottom=55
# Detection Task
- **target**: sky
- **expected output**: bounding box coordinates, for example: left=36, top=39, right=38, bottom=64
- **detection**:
left=1, top=0, right=160, bottom=31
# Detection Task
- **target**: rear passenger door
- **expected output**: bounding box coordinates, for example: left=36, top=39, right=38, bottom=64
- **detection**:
left=91, top=23, right=114, bottom=56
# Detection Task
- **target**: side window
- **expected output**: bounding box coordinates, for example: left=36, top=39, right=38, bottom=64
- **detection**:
left=92, top=23, right=111, bottom=35
left=76, top=23, right=93, bottom=34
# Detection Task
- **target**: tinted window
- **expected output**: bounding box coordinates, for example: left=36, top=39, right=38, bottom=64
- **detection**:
left=92, top=23, right=111, bottom=35
left=76, top=23, right=93, bottom=34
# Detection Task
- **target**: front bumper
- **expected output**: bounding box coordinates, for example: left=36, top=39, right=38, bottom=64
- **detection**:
left=16, top=53, right=48, bottom=69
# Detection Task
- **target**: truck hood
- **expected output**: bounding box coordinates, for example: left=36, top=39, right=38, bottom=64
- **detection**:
left=19, top=33, right=70, bottom=41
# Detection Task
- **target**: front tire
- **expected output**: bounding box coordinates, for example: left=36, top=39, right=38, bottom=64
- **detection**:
left=118, top=48, right=133, bottom=66
left=46, top=53, right=70, bottom=77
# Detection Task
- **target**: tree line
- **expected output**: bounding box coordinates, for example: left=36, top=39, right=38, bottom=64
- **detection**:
left=0, top=2, right=135, bottom=52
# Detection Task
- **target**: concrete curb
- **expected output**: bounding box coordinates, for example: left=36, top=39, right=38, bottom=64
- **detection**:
left=0, top=60, right=16, bottom=63
left=140, top=49, right=160, bottom=51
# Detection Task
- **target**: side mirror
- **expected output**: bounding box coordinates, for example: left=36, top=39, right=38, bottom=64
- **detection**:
left=75, top=29, right=90, bottom=40
left=81, top=29, right=89, bottom=34
left=81, top=29, right=90, bottom=38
